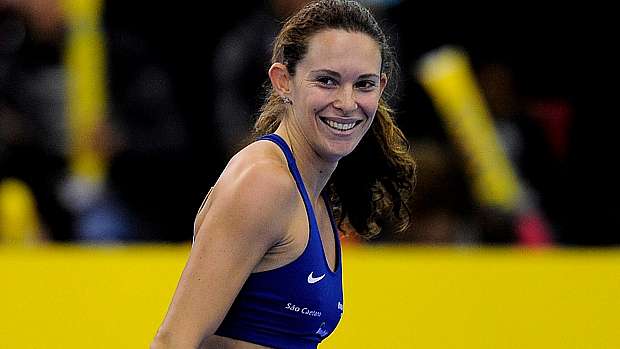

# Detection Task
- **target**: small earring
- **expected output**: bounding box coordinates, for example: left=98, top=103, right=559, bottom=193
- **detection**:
left=282, top=96, right=292, bottom=105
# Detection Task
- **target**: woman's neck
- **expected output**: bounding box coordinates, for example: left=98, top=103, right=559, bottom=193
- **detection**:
left=274, top=123, right=337, bottom=201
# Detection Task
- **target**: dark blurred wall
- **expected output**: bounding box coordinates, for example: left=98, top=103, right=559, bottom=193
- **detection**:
left=101, top=1, right=256, bottom=241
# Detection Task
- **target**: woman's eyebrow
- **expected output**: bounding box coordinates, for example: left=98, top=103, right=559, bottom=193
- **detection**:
left=310, top=70, right=380, bottom=80
left=358, top=73, right=380, bottom=80
left=310, top=69, right=340, bottom=78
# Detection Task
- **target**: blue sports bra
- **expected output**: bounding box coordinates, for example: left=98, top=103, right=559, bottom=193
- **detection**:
left=214, top=133, right=344, bottom=348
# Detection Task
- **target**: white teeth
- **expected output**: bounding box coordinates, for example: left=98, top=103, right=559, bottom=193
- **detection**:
left=325, top=119, right=357, bottom=131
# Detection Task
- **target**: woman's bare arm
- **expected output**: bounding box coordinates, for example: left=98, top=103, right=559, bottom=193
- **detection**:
left=151, top=157, right=295, bottom=348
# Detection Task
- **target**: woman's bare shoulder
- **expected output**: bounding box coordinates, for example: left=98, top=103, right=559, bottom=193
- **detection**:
left=197, top=140, right=296, bottom=243
left=221, top=140, right=293, bottom=194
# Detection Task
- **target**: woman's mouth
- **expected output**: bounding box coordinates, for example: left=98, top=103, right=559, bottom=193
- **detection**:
left=319, top=117, right=362, bottom=132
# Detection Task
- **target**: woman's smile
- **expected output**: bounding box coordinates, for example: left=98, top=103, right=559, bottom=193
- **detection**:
left=318, top=116, right=364, bottom=135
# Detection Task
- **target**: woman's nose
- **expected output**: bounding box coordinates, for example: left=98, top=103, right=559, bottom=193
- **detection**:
left=333, top=87, right=358, bottom=114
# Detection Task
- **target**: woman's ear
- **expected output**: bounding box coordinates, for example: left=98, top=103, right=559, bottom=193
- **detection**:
left=269, top=63, right=291, bottom=97
left=379, top=73, right=388, bottom=96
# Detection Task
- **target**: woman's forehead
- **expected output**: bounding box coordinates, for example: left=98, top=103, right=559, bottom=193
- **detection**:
left=299, top=29, right=382, bottom=75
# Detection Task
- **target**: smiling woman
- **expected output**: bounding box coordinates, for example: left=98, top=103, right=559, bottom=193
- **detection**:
left=151, top=1, right=415, bottom=348
left=255, top=0, right=416, bottom=239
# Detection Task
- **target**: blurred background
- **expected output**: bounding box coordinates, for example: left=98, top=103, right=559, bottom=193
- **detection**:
left=1, top=0, right=617, bottom=246
left=1, top=0, right=618, bottom=348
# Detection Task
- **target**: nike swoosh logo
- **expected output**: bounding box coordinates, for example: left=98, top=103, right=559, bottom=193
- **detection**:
left=307, top=272, right=326, bottom=284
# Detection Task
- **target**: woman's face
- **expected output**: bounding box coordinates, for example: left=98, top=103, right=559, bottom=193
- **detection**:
left=288, top=29, right=386, bottom=162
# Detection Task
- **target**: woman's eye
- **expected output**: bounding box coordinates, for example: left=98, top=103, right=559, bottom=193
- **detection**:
left=317, top=76, right=337, bottom=86
left=356, top=80, right=376, bottom=90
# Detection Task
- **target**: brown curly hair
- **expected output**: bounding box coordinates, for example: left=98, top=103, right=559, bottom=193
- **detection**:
left=253, top=0, right=416, bottom=239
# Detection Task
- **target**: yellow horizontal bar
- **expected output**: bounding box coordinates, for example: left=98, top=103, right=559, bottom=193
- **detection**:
left=1, top=244, right=618, bottom=348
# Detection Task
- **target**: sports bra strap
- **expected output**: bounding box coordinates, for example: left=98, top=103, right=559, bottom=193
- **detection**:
left=257, top=134, right=317, bottom=230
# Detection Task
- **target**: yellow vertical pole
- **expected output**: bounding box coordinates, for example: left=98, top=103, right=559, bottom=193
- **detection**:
left=63, top=0, right=107, bottom=183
